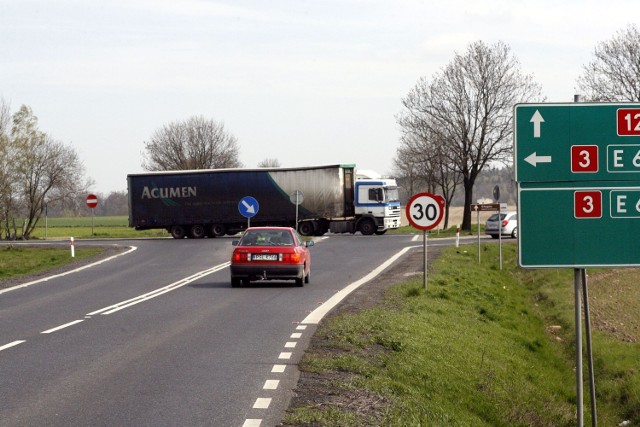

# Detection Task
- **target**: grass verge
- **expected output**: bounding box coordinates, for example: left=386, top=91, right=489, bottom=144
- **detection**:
left=284, top=243, right=639, bottom=426
left=0, top=245, right=105, bottom=280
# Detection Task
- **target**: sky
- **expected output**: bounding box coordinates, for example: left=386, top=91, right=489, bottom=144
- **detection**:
left=1, top=0, right=638, bottom=194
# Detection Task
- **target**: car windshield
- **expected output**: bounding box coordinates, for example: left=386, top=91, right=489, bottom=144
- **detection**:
left=240, top=230, right=293, bottom=246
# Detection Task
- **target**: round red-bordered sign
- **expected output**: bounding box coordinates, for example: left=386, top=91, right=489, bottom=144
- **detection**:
left=406, top=192, right=445, bottom=231
left=86, top=194, right=98, bottom=209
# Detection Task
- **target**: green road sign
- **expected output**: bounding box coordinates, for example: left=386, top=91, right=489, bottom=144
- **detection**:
left=519, top=182, right=640, bottom=267
left=515, top=103, right=640, bottom=183
left=515, top=103, right=640, bottom=268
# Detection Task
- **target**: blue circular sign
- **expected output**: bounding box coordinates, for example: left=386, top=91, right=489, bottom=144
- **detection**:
left=238, top=196, right=259, bottom=218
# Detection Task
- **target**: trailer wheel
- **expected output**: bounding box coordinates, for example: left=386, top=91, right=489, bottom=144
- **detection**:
left=190, top=224, right=206, bottom=239
left=358, top=219, right=376, bottom=236
left=170, top=225, right=187, bottom=239
left=211, top=224, right=226, bottom=237
left=298, top=221, right=315, bottom=237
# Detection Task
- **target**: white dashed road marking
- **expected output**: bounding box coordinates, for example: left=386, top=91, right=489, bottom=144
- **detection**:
left=41, top=319, right=84, bottom=334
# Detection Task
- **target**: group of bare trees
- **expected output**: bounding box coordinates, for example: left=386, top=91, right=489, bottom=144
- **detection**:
left=395, top=24, right=640, bottom=230
left=142, top=116, right=242, bottom=171
left=0, top=102, right=88, bottom=239
left=396, top=41, right=543, bottom=229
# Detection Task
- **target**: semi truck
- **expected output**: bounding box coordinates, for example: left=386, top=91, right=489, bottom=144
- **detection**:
left=127, top=164, right=401, bottom=238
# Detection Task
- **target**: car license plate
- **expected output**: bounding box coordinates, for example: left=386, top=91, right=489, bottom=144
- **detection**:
left=252, top=254, right=278, bottom=261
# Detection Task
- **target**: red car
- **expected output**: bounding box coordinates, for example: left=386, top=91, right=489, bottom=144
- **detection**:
left=230, top=227, right=314, bottom=287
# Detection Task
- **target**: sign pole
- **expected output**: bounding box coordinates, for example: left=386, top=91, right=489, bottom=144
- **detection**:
left=574, top=269, right=584, bottom=427
left=406, top=192, right=446, bottom=293
left=498, top=205, right=503, bottom=271
left=477, top=209, right=481, bottom=264
left=423, top=230, right=427, bottom=291
left=582, top=269, right=598, bottom=426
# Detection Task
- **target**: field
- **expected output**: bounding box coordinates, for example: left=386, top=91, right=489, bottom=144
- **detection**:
left=31, top=216, right=167, bottom=239
left=31, top=210, right=491, bottom=240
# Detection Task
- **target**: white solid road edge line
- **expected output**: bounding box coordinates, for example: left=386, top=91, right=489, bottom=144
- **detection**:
left=0, top=340, right=26, bottom=352
left=0, top=246, right=138, bottom=296
left=301, top=246, right=413, bottom=325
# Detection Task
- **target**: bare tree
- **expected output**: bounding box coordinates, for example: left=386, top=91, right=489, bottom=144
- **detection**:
left=0, top=105, right=87, bottom=239
left=577, top=24, right=640, bottom=102
left=0, top=99, right=14, bottom=238
left=395, top=130, right=461, bottom=229
left=399, top=41, right=543, bottom=230
left=142, top=116, right=241, bottom=171
left=257, top=158, right=281, bottom=168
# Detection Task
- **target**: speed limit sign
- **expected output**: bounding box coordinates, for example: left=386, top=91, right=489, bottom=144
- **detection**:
left=406, top=192, right=446, bottom=231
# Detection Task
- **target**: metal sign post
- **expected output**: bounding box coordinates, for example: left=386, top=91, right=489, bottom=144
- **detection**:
left=406, top=193, right=445, bottom=290
left=511, top=102, right=640, bottom=426
left=86, top=194, right=98, bottom=236
left=289, top=190, right=304, bottom=231
left=238, top=196, right=259, bottom=229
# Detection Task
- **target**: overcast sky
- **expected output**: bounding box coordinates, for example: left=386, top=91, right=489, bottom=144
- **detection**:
left=1, top=0, right=638, bottom=193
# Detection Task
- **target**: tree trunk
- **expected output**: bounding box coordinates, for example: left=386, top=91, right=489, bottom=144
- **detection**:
left=462, top=177, right=474, bottom=230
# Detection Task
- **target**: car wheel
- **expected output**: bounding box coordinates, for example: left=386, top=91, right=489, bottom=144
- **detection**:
left=231, top=277, right=241, bottom=287
left=304, top=269, right=310, bottom=284
left=170, top=225, right=186, bottom=239
left=511, top=227, right=518, bottom=238
left=295, top=276, right=304, bottom=287
left=490, top=234, right=499, bottom=239
left=190, top=224, right=206, bottom=239
left=358, top=219, right=376, bottom=235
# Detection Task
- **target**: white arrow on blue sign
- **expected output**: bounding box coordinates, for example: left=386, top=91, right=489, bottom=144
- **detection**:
left=238, top=196, right=259, bottom=218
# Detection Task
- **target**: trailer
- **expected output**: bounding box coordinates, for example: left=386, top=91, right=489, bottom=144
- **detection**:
left=127, top=164, right=401, bottom=238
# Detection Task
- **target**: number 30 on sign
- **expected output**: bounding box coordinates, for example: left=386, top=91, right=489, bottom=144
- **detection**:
left=406, top=192, right=446, bottom=231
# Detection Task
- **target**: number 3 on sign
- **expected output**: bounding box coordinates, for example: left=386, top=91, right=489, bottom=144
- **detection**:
left=574, top=190, right=602, bottom=219
left=406, top=193, right=446, bottom=231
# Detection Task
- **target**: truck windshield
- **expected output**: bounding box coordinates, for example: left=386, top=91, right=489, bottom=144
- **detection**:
left=385, top=187, right=400, bottom=203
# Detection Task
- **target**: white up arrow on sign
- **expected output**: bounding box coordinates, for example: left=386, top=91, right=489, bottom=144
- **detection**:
left=524, top=152, right=552, bottom=167
left=530, top=110, right=544, bottom=138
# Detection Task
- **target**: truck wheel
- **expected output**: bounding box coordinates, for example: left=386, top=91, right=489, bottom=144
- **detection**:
left=375, top=229, right=387, bottom=235
left=358, top=219, right=376, bottom=235
left=211, top=224, right=226, bottom=237
left=298, top=221, right=314, bottom=237
left=170, top=225, right=187, bottom=239
left=190, top=224, right=206, bottom=238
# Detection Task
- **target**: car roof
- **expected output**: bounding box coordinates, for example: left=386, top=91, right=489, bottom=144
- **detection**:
left=245, top=227, right=294, bottom=232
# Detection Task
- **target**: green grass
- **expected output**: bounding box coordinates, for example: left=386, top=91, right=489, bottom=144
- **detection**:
left=30, top=216, right=167, bottom=239
left=390, top=223, right=485, bottom=237
left=284, top=243, right=639, bottom=426
left=0, top=245, right=105, bottom=280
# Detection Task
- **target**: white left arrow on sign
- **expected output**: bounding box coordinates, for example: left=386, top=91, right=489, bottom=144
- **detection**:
left=524, top=152, right=552, bottom=167
left=241, top=200, right=256, bottom=214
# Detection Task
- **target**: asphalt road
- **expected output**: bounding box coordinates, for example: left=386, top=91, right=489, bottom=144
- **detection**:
left=0, top=234, right=481, bottom=426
